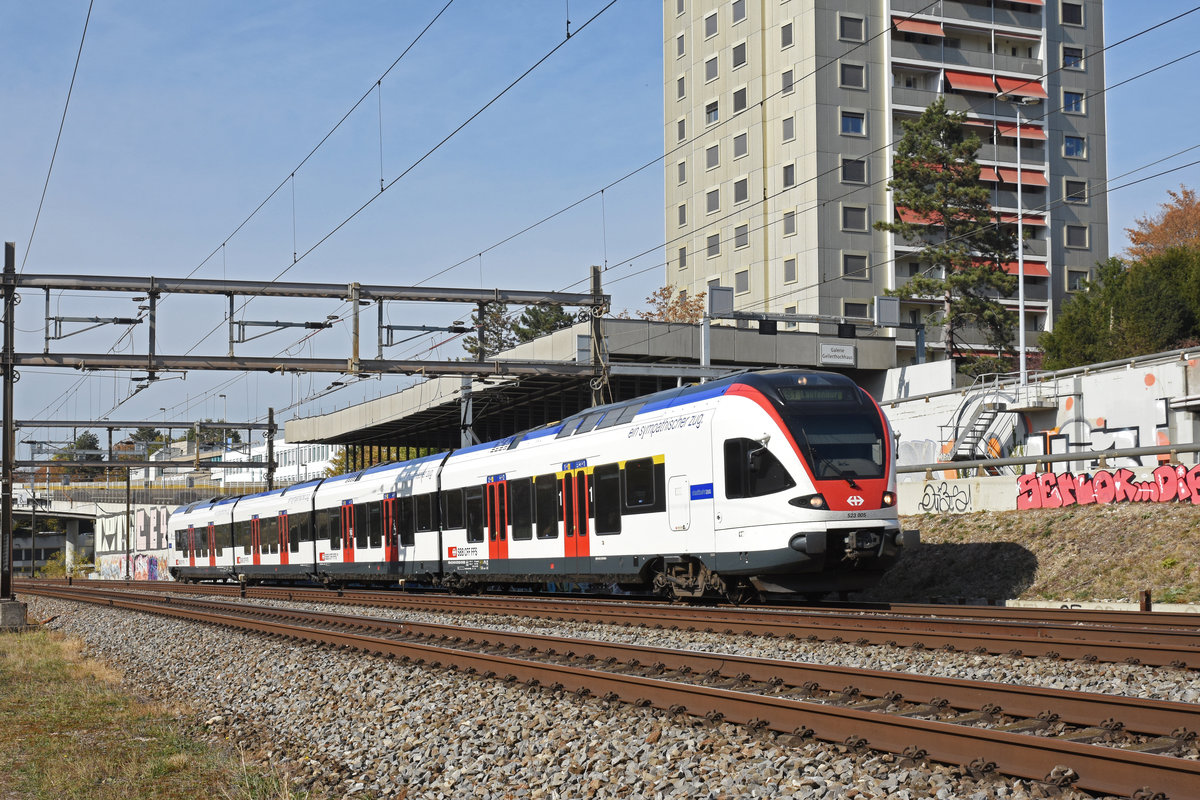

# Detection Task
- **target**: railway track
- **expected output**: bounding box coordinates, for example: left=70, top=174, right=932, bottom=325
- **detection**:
left=20, top=582, right=1200, bottom=799
left=24, top=579, right=1200, bottom=669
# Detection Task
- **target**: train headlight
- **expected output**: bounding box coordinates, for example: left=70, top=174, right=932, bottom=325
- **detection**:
left=881, top=491, right=896, bottom=507
left=789, top=493, right=826, bottom=509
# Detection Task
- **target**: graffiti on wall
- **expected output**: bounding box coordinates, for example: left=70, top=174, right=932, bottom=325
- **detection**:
left=1017, top=464, right=1200, bottom=509
left=918, top=481, right=974, bottom=514
left=94, top=504, right=174, bottom=580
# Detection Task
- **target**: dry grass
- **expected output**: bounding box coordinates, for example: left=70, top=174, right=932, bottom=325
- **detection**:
left=867, top=503, right=1200, bottom=603
left=0, top=629, right=308, bottom=800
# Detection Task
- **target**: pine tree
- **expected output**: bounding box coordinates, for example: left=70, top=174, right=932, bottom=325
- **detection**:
left=462, top=302, right=518, bottom=360
left=513, top=303, right=579, bottom=343
left=875, top=97, right=1018, bottom=375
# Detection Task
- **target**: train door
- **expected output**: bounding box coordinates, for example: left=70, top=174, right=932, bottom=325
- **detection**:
left=562, top=469, right=591, bottom=568
left=486, top=480, right=509, bottom=562
left=383, top=495, right=398, bottom=566
left=250, top=517, right=262, bottom=566
left=207, top=523, right=216, bottom=567
left=187, top=525, right=196, bottom=568
left=278, top=512, right=289, bottom=566
left=340, top=501, right=356, bottom=563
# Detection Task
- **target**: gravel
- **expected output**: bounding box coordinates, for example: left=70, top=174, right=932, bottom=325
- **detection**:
left=23, top=593, right=1150, bottom=800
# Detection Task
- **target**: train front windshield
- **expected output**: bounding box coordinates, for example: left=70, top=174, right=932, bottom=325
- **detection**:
left=771, top=380, right=887, bottom=481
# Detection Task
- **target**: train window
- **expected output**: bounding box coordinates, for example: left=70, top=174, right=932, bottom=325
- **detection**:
left=612, top=402, right=645, bottom=426
left=325, top=508, right=343, bottom=550
left=174, top=530, right=186, bottom=553
left=623, top=458, right=657, bottom=511
left=576, top=411, right=606, bottom=434
left=290, top=511, right=311, bottom=547
left=510, top=478, right=533, bottom=540
left=441, top=489, right=463, bottom=529
left=416, top=493, right=433, bottom=532
left=724, top=438, right=796, bottom=498
left=593, top=464, right=621, bottom=534
left=214, top=523, right=230, bottom=556
left=367, top=502, right=383, bottom=549
left=234, top=519, right=253, bottom=555
left=556, top=418, right=583, bottom=439
left=354, top=504, right=370, bottom=549
left=260, top=516, right=279, bottom=554
left=398, top=495, right=414, bottom=547
left=535, top=474, right=558, bottom=539
left=465, top=486, right=485, bottom=543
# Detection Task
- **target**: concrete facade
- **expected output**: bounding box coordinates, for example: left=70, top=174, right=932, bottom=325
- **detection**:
left=665, top=0, right=1108, bottom=363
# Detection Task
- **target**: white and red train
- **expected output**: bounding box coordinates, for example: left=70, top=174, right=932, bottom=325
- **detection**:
left=168, top=370, right=915, bottom=601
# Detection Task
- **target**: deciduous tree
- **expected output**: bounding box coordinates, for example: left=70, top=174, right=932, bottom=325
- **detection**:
left=625, top=285, right=706, bottom=323
left=1125, top=186, right=1200, bottom=260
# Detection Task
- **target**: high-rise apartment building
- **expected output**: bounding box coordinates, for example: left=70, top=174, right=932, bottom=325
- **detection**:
left=664, top=0, right=1107, bottom=363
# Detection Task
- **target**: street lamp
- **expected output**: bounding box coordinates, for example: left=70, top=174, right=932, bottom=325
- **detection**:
left=218, top=394, right=227, bottom=423
left=998, top=94, right=1041, bottom=387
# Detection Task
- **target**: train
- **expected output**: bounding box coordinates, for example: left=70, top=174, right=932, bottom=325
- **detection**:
left=168, top=369, right=917, bottom=602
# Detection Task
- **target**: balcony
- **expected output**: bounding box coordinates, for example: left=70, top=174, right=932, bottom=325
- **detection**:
left=891, top=39, right=1043, bottom=78
left=893, top=86, right=999, bottom=117
left=978, top=142, right=1045, bottom=166
left=889, top=0, right=1042, bottom=32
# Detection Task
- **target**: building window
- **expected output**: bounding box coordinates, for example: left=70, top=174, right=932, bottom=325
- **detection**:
left=782, top=116, right=795, bottom=142
left=733, top=86, right=747, bottom=112
left=782, top=163, right=795, bottom=188
left=783, top=210, right=796, bottom=235
left=677, top=33, right=685, bottom=58
left=1067, top=268, right=1089, bottom=291
left=707, top=278, right=722, bottom=291
left=781, top=22, right=793, bottom=49
left=784, top=305, right=796, bottom=328
left=735, top=269, right=750, bottom=293
left=841, top=158, right=866, bottom=183
left=735, top=224, right=749, bottom=249
left=782, top=69, right=794, bottom=94
left=705, top=143, right=719, bottom=169
left=734, top=177, right=748, bottom=203
left=677, top=76, right=686, bottom=100
left=1063, top=46, right=1083, bottom=69
left=733, top=41, right=746, bottom=68
left=843, top=253, right=868, bottom=279
left=705, top=56, right=719, bottom=82
left=844, top=301, right=868, bottom=318
left=733, top=131, right=748, bottom=158
left=841, top=111, right=865, bottom=136
left=839, top=15, right=865, bottom=41
left=678, top=118, right=687, bottom=142
left=704, top=11, right=718, bottom=38
left=1064, top=135, right=1086, bottom=158
left=842, top=205, right=868, bottom=231
left=1065, top=224, right=1088, bottom=248
left=678, top=203, right=687, bottom=227
left=705, top=101, right=719, bottom=124
left=677, top=160, right=686, bottom=185
left=732, top=0, right=746, bottom=24
left=707, top=233, right=720, bottom=257
left=676, top=0, right=684, bottom=15
left=706, top=188, right=720, bottom=214
left=678, top=246, right=687, bottom=270
left=839, top=62, right=865, bottom=89
left=784, top=258, right=797, bottom=283
left=1064, top=179, right=1088, bottom=204
left=1061, top=2, right=1083, bottom=26
left=1063, top=91, right=1084, bottom=114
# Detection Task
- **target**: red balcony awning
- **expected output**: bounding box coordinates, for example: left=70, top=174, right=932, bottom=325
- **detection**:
left=995, top=76, right=1048, bottom=99
left=1010, top=0, right=1043, bottom=6
left=979, top=166, right=1000, bottom=182
left=893, top=16, right=945, bottom=37
left=974, top=258, right=1050, bottom=277
left=997, top=167, right=1049, bottom=186
left=998, top=213, right=1047, bottom=226
left=945, top=70, right=999, bottom=94
left=996, top=121, right=1046, bottom=140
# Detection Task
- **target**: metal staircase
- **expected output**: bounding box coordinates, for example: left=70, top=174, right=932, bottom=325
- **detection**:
left=949, top=401, right=1006, bottom=460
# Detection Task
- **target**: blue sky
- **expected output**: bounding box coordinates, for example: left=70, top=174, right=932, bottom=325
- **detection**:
left=1, top=1, right=1198, bottom=444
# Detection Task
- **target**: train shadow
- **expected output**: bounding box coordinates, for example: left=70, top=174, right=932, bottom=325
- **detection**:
left=857, top=541, right=1039, bottom=604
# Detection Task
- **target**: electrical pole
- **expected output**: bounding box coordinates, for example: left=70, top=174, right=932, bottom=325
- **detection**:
left=2, top=241, right=27, bottom=629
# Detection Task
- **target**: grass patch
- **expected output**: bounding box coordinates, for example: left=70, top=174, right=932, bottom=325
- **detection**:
left=0, top=629, right=306, bottom=800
